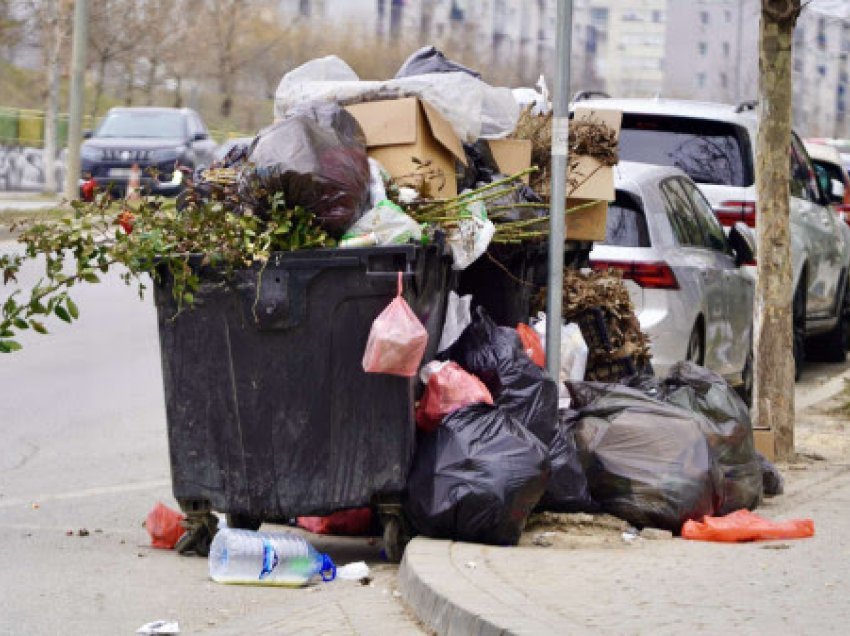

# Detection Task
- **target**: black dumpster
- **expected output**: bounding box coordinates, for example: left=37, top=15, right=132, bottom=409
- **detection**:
left=456, top=243, right=545, bottom=326
left=153, top=243, right=451, bottom=560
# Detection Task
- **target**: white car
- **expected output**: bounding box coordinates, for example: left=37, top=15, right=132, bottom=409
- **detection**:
left=578, top=96, right=850, bottom=373
left=591, top=162, right=756, bottom=400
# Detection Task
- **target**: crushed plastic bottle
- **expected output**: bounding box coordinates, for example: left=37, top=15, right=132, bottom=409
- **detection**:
left=209, top=528, right=336, bottom=587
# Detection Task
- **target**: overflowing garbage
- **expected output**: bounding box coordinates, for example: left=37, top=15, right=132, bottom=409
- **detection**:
left=2, top=41, right=798, bottom=570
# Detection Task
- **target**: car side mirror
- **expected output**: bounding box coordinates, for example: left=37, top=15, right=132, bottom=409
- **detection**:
left=192, top=132, right=208, bottom=142
left=832, top=179, right=846, bottom=201
left=82, top=129, right=93, bottom=139
left=729, top=222, right=756, bottom=266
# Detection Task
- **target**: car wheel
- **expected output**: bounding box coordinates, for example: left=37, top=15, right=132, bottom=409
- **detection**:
left=685, top=323, right=704, bottom=366
left=793, top=283, right=806, bottom=380
left=818, top=278, right=850, bottom=362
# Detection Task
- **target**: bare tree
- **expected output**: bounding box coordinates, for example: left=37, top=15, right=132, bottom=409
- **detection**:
left=753, top=0, right=802, bottom=459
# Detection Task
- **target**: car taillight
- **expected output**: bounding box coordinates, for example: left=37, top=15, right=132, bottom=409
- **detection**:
left=837, top=204, right=850, bottom=226
left=714, top=200, right=757, bottom=228
left=590, top=260, right=679, bottom=289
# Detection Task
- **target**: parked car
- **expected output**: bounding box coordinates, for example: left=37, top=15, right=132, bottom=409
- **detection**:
left=805, top=140, right=850, bottom=222
left=590, top=161, right=756, bottom=400
left=80, top=107, right=217, bottom=196
left=577, top=96, right=850, bottom=373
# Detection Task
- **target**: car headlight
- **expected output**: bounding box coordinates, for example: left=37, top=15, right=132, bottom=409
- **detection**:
left=80, top=145, right=100, bottom=160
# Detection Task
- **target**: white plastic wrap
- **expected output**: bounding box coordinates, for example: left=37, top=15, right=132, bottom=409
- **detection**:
left=340, top=200, right=422, bottom=247
left=437, top=291, right=473, bottom=353
left=275, top=59, right=520, bottom=142
left=532, top=313, right=589, bottom=385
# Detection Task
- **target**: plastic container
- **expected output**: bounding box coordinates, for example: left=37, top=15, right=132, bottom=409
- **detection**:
left=456, top=243, right=543, bottom=326
left=154, top=242, right=452, bottom=557
left=209, top=528, right=336, bottom=586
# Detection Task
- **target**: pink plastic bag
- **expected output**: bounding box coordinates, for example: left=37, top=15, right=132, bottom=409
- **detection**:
left=145, top=502, right=186, bottom=549
left=362, top=272, right=428, bottom=377
left=416, top=362, right=494, bottom=432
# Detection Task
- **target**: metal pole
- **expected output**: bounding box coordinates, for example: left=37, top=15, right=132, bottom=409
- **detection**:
left=64, top=0, right=88, bottom=201
left=545, top=0, right=573, bottom=381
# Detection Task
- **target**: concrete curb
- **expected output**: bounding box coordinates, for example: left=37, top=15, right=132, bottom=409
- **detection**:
left=398, top=538, right=578, bottom=635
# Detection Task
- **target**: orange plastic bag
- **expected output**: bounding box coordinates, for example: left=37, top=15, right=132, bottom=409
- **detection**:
left=517, top=323, right=545, bottom=367
left=682, top=509, right=814, bottom=542
left=362, top=272, right=428, bottom=377
left=415, top=361, right=494, bottom=432
left=145, top=502, right=186, bottom=549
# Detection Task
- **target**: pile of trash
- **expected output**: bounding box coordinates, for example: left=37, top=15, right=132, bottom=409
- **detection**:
left=158, top=46, right=791, bottom=553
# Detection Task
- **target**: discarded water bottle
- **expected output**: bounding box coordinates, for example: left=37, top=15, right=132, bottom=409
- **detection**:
left=209, top=528, right=336, bottom=587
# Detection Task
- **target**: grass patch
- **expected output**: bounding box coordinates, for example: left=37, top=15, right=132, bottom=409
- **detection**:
left=0, top=207, right=68, bottom=241
left=826, top=378, right=850, bottom=418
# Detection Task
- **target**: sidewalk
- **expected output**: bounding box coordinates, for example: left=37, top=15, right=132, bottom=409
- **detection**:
left=400, top=461, right=850, bottom=635
left=399, top=364, right=850, bottom=635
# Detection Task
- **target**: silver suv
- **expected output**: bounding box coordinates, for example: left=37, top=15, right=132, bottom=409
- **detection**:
left=579, top=97, right=850, bottom=374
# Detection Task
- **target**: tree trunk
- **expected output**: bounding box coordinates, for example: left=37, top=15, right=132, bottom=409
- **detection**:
left=173, top=74, right=183, bottom=108
left=144, top=56, right=158, bottom=105
left=43, top=0, right=62, bottom=194
left=753, top=0, right=801, bottom=460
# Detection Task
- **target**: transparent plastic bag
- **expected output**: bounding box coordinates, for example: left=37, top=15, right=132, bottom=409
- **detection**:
left=415, top=361, right=494, bottom=432
left=362, top=272, right=428, bottom=377
left=340, top=199, right=421, bottom=247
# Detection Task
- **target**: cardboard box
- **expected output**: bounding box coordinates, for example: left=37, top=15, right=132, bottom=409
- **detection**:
left=565, top=198, right=608, bottom=242
left=345, top=97, right=466, bottom=198
left=753, top=429, right=775, bottom=461
left=568, top=107, right=622, bottom=202
left=487, top=138, right=532, bottom=184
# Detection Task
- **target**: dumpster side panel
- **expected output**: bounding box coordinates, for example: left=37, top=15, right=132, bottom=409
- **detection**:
left=156, top=245, right=450, bottom=519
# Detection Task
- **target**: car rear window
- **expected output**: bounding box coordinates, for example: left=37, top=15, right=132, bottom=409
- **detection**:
left=603, top=194, right=650, bottom=247
left=619, top=114, right=753, bottom=187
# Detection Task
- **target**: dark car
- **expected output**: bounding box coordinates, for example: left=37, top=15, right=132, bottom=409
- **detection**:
left=80, top=107, right=218, bottom=196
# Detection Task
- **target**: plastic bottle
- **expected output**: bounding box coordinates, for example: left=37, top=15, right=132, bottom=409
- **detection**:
left=209, top=528, right=336, bottom=587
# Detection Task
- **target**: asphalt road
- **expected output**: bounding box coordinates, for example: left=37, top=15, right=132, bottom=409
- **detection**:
left=0, top=246, right=421, bottom=635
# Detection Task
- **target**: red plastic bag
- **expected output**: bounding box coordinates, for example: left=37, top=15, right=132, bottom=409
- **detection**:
left=145, top=502, right=186, bottom=549
left=297, top=507, right=372, bottom=535
left=682, top=509, right=814, bottom=542
left=416, top=361, right=494, bottom=432
left=517, top=323, right=545, bottom=367
left=362, top=272, right=428, bottom=377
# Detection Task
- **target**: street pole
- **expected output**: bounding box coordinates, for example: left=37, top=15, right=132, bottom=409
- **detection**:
left=63, top=0, right=87, bottom=201
left=545, top=0, right=573, bottom=382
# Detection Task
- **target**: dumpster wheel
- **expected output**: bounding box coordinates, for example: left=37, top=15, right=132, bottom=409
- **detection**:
left=176, top=511, right=218, bottom=557
left=380, top=510, right=409, bottom=564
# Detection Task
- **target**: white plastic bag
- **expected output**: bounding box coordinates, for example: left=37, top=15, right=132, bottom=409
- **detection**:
left=446, top=198, right=494, bottom=270
left=437, top=291, right=473, bottom=352
left=368, top=158, right=388, bottom=206
left=340, top=199, right=421, bottom=247
left=275, top=59, right=520, bottom=142
left=531, top=313, right=589, bottom=384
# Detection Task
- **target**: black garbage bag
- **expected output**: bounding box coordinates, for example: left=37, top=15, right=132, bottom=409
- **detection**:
left=757, top=452, right=785, bottom=496
left=395, top=45, right=481, bottom=79
left=566, top=381, right=721, bottom=532
left=457, top=140, right=500, bottom=191
left=240, top=102, right=370, bottom=236
left=404, top=403, right=550, bottom=545
left=442, top=307, right=559, bottom=445
left=538, top=409, right=596, bottom=512
left=661, top=362, right=763, bottom=514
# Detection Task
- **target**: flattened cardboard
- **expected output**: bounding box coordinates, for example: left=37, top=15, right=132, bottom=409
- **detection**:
left=568, top=108, right=622, bottom=202
left=345, top=97, right=465, bottom=198
left=487, top=138, right=532, bottom=184
left=566, top=198, right=608, bottom=242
